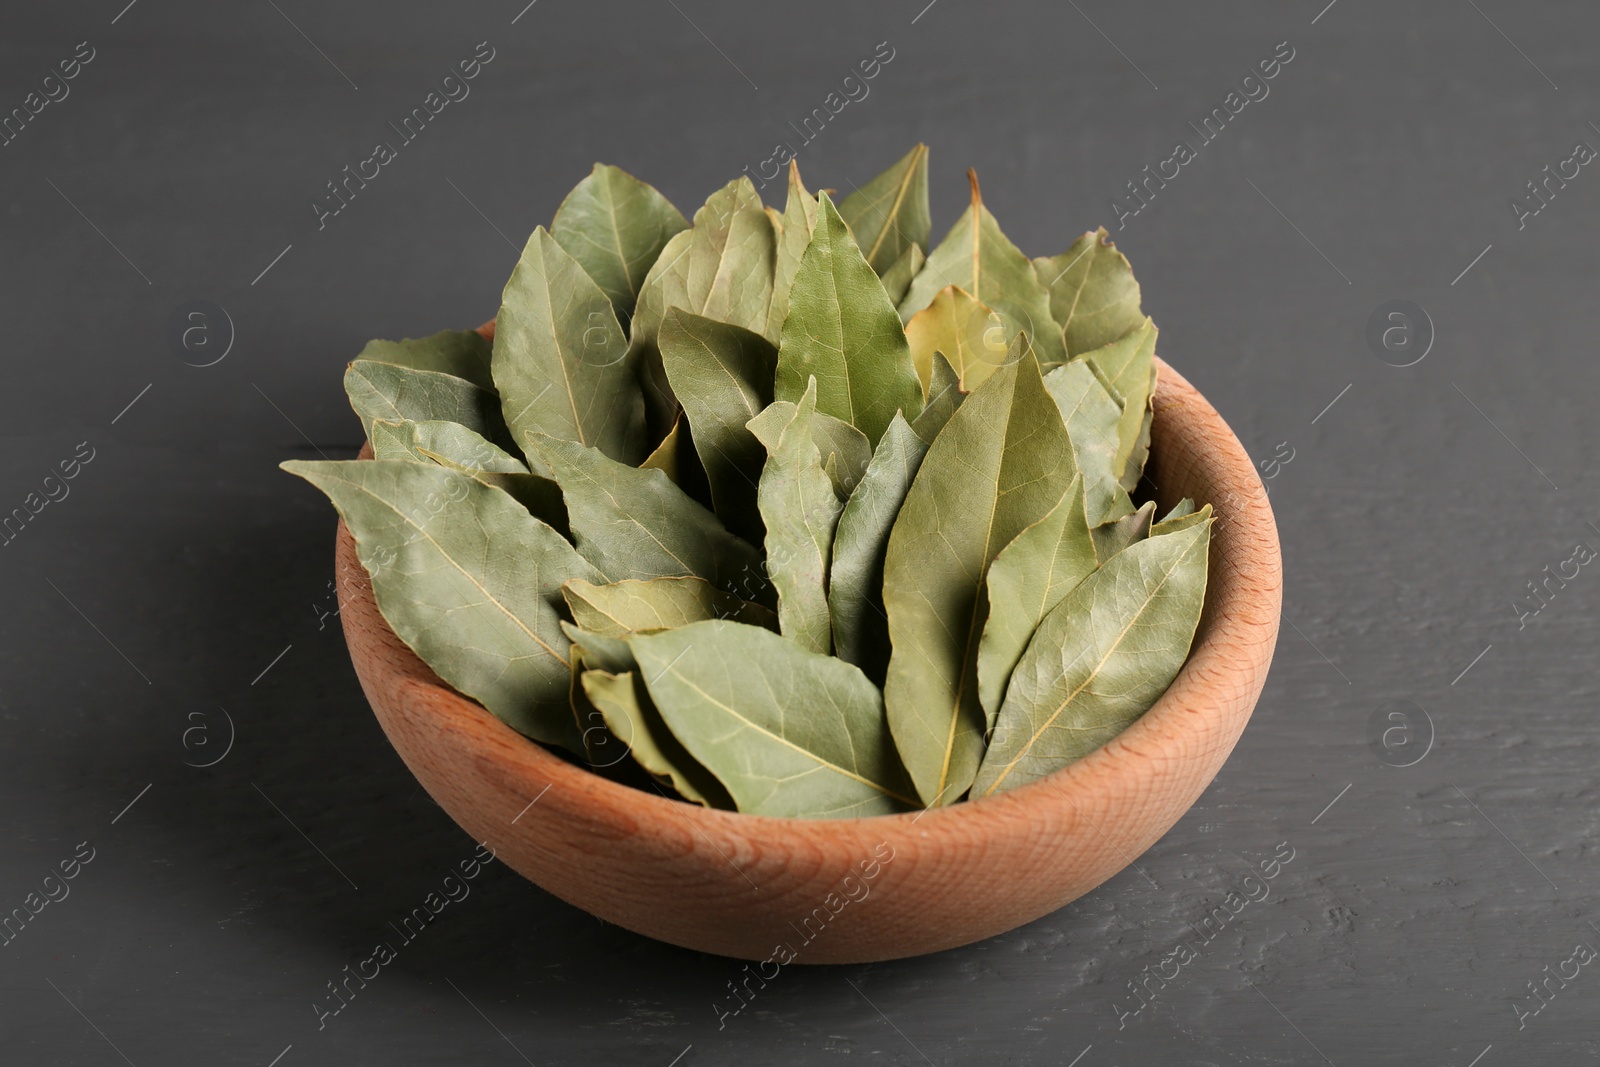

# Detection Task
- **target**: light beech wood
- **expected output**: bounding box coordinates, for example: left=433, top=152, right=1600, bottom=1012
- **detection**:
left=335, top=323, right=1280, bottom=963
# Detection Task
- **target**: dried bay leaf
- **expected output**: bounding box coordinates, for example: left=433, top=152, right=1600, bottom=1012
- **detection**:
left=568, top=646, right=612, bottom=766
left=567, top=636, right=648, bottom=770
left=525, top=433, right=766, bottom=600
left=561, top=621, right=636, bottom=675
left=746, top=381, right=844, bottom=654
left=974, top=518, right=1212, bottom=798
left=752, top=398, right=874, bottom=499
left=910, top=351, right=965, bottom=445
left=465, top=474, right=570, bottom=539
left=552, top=163, right=689, bottom=320
left=1043, top=360, right=1135, bottom=527
left=643, top=415, right=714, bottom=508
left=657, top=309, right=777, bottom=543
left=630, top=227, right=695, bottom=434
left=1090, top=500, right=1156, bottom=565
left=640, top=416, right=686, bottom=480
left=775, top=193, right=923, bottom=448
left=562, top=576, right=776, bottom=636
left=1032, top=228, right=1144, bottom=358
left=369, top=419, right=425, bottom=461
left=812, top=412, right=873, bottom=497
left=829, top=413, right=928, bottom=682
left=409, top=420, right=528, bottom=473
left=879, top=243, right=924, bottom=307
left=281, top=459, right=599, bottom=753
left=1152, top=502, right=1212, bottom=536
left=898, top=171, right=1065, bottom=366
left=1122, top=386, right=1155, bottom=493
left=630, top=177, right=776, bottom=353
left=904, top=285, right=1011, bottom=394
left=630, top=621, right=916, bottom=818
left=493, top=228, right=646, bottom=464
left=356, top=329, right=495, bottom=391
left=764, top=161, right=820, bottom=341
left=629, top=179, right=777, bottom=435
left=676, top=179, right=776, bottom=334
left=1081, top=319, right=1157, bottom=482
left=580, top=669, right=732, bottom=808
left=1160, top=498, right=1196, bottom=523
left=370, top=419, right=569, bottom=535
left=344, top=360, right=509, bottom=449
left=976, top=473, right=1097, bottom=722
left=882, top=356, right=1078, bottom=806
left=837, top=143, right=931, bottom=276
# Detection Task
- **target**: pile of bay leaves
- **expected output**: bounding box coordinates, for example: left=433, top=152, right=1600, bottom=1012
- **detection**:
left=284, top=145, right=1212, bottom=819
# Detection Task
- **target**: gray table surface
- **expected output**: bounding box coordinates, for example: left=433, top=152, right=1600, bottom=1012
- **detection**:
left=4, top=1, right=1597, bottom=1063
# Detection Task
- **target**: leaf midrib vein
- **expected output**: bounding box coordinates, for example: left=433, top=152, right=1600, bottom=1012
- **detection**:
left=659, top=661, right=914, bottom=805
left=981, top=536, right=1200, bottom=796
left=863, top=144, right=923, bottom=267
left=327, top=470, right=563, bottom=661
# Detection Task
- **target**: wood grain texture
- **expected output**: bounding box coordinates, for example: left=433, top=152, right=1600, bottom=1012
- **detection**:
left=334, top=323, right=1281, bottom=963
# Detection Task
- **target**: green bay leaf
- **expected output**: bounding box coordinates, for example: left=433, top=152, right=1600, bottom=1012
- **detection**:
left=829, top=413, right=929, bottom=683
left=630, top=621, right=916, bottom=818
left=493, top=228, right=645, bottom=464
left=838, top=143, right=931, bottom=275
left=976, top=473, right=1097, bottom=721
left=1032, top=227, right=1145, bottom=358
left=974, top=517, right=1212, bottom=798
left=882, top=355, right=1078, bottom=806
left=898, top=171, right=1065, bottom=365
left=281, top=459, right=598, bottom=753
left=746, top=381, right=844, bottom=654
left=775, top=193, right=923, bottom=447
left=552, top=163, right=689, bottom=319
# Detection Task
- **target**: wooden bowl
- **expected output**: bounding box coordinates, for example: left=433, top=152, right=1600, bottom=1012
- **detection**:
left=335, top=325, right=1281, bottom=963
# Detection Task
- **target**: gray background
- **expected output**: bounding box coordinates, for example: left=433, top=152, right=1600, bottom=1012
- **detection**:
left=2, top=0, right=1596, bottom=1063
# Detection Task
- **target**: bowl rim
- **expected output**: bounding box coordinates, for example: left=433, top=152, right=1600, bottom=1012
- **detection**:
left=339, top=325, right=1282, bottom=837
